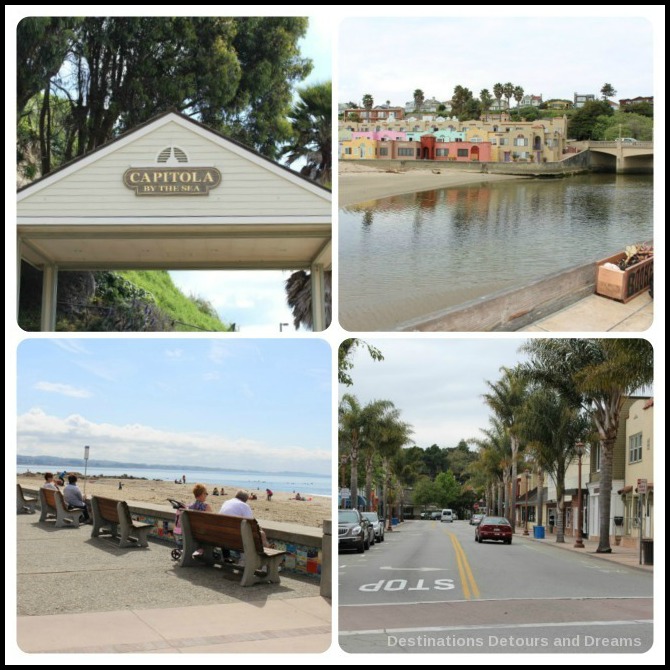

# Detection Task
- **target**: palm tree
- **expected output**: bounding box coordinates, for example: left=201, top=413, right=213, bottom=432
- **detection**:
left=519, top=387, right=591, bottom=543
left=513, top=86, right=524, bottom=107
left=520, top=339, right=653, bottom=552
left=375, top=411, right=413, bottom=528
left=503, top=82, right=515, bottom=110
left=282, top=81, right=331, bottom=185
left=413, top=89, right=425, bottom=111
left=480, top=89, right=493, bottom=120
left=470, top=418, right=512, bottom=519
left=284, top=270, right=332, bottom=331
left=483, top=365, right=528, bottom=531
left=339, top=394, right=365, bottom=510
left=362, top=93, right=374, bottom=110
left=359, top=400, right=397, bottom=511
left=493, top=83, right=504, bottom=110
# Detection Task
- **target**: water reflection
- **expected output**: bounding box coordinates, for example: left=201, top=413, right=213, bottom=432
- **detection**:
left=339, top=174, right=653, bottom=331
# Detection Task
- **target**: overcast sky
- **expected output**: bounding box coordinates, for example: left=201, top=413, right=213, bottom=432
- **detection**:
left=17, top=339, right=332, bottom=474
left=338, top=11, right=658, bottom=106
left=339, top=338, right=531, bottom=449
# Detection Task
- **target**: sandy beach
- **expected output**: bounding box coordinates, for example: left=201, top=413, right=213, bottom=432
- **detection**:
left=17, top=473, right=330, bottom=529
left=338, top=162, right=526, bottom=207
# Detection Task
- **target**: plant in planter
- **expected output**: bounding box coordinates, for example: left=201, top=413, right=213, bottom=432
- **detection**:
left=596, top=243, right=653, bottom=303
left=618, top=244, right=653, bottom=271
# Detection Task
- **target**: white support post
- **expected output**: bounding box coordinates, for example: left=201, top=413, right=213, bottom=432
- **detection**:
left=310, top=263, right=325, bottom=332
left=41, top=265, right=59, bottom=332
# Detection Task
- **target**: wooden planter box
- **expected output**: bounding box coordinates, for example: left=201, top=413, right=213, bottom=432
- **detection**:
left=596, top=252, right=653, bottom=303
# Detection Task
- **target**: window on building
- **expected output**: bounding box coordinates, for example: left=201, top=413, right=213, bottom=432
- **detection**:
left=629, top=432, right=643, bottom=463
left=436, top=148, right=449, bottom=156
left=398, top=148, right=414, bottom=156
left=457, top=148, right=468, bottom=157
left=499, top=138, right=508, bottom=146
left=379, top=147, right=389, bottom=156
left=344, top=148, right=352, bottom=155
left=514, top=136, right=528, bottom=146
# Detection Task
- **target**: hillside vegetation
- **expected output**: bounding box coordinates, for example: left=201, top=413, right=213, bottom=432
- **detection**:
left=18, top=266, right=230, bottom=332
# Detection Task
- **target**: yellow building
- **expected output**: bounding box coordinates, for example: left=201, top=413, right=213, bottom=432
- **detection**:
left=619, top=398, right=654, bottom=542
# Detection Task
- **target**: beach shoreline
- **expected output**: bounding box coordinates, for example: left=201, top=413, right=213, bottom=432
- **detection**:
left=338, top=163, right=527, bottom=207
left=17, top=473, right=330, bottom=529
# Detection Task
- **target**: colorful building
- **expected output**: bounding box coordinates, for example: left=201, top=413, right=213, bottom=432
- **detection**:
left=340, top=115, right=567, bottom=163
left=618, top=398, right=654, bottom=544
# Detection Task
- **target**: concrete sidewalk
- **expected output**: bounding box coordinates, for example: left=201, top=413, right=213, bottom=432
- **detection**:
left=522, top=291, right=653, bottom=332
left=14, top=512, right=331, bottom=654
left=519, top=530, right=653, bottom=574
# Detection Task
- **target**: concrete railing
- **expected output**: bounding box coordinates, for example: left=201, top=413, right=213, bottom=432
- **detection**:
left=397, top=258, right=600, bottom=332
left=24, top=489, right=329, bottom=583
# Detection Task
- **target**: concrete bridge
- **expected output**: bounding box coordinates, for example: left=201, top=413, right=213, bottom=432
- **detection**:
left=584, top=140, right=653, bottom=174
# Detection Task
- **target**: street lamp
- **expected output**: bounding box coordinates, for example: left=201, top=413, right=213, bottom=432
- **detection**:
left=83, top=445, right=90, bottom=498
left=523, top=470, right=530, bottom=536
left=574, top=441, right=585, bottom=548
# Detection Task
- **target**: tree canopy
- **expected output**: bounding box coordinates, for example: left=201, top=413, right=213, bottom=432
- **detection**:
left=17, top=17, right=313, bottom=179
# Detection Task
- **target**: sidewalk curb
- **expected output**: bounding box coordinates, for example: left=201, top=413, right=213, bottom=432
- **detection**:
left=519, top=534, right=653, bottom=574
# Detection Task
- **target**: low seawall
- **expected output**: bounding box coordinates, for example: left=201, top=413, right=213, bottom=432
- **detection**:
left=345, top=158, right=589, bottom=177
left=398, top=259, right=599, bottom=332
left=24, top=489, right=330, bottom=591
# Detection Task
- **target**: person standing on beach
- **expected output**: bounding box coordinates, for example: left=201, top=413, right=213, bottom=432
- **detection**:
left=266, top=488, right=273, bottom=501
left=63, top=474, right=90, bottom=522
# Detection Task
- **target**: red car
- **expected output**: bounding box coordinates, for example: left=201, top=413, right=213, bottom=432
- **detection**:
left=475, top=516, right=513, bottom=544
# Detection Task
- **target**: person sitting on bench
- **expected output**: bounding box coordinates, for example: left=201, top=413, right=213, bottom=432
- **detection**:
left=63, top=474, right=90, bottom=522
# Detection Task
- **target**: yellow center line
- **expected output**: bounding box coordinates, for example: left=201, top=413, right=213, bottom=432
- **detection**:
left=448, top=531, right=481, bottom=599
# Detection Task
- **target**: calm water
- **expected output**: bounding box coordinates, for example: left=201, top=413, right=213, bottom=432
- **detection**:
left=339, top=174, right=653, bottom=330
left=17, top=464, right=331, bottom=497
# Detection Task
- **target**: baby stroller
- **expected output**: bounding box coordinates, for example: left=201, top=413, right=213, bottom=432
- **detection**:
left=168, top=498, right=186, bottom=561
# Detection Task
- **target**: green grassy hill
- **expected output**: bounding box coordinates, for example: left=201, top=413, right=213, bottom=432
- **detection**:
left=117, top=270, right=230, bottom=332
left=18, top=264, right=231, bottom=332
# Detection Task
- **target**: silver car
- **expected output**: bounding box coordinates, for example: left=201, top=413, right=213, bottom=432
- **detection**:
left=361, top=511, right=385, bottom=542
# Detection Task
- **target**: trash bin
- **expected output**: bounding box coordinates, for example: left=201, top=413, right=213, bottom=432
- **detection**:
left=391, top=517, right=399, bottom=526
left=641, top=539, right=653, bottom=565
left=533, top=525, right=545, bottom=539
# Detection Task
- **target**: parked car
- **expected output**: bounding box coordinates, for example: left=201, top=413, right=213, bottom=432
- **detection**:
left=361, top=511, right=385, bottom=542
left=430, top=511, right=442, bottom=520
left=617, top=137, right=638, bottom=143
left=440, top=509, right=454, bottom=523
left=470, top=513, right=485, bottom=526
left=475, top=516, right=513, bottom=544
left=338, top=509, right=372, bottom=552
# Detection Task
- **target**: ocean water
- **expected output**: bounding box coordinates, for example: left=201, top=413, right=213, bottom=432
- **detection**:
left=17, top=464, right=331, bottom=497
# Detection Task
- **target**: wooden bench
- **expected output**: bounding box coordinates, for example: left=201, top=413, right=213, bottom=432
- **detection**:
left=179, top=510, right=286, bottom=587
left=17, top=484, right=37, bottom=514
left=39, top=488, right=84, bottom=528
left=91, top=496, right=153, bottom=548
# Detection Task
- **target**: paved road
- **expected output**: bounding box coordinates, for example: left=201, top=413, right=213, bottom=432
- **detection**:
left=339, top=520, right=653, bottom=653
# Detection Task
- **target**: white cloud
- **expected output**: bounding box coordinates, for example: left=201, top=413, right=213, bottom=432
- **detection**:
left=17, top=408, right=330, bottom=473
left=165, top=349, right=184, bottom=359
left=34, top=382, right=92, bottom=398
